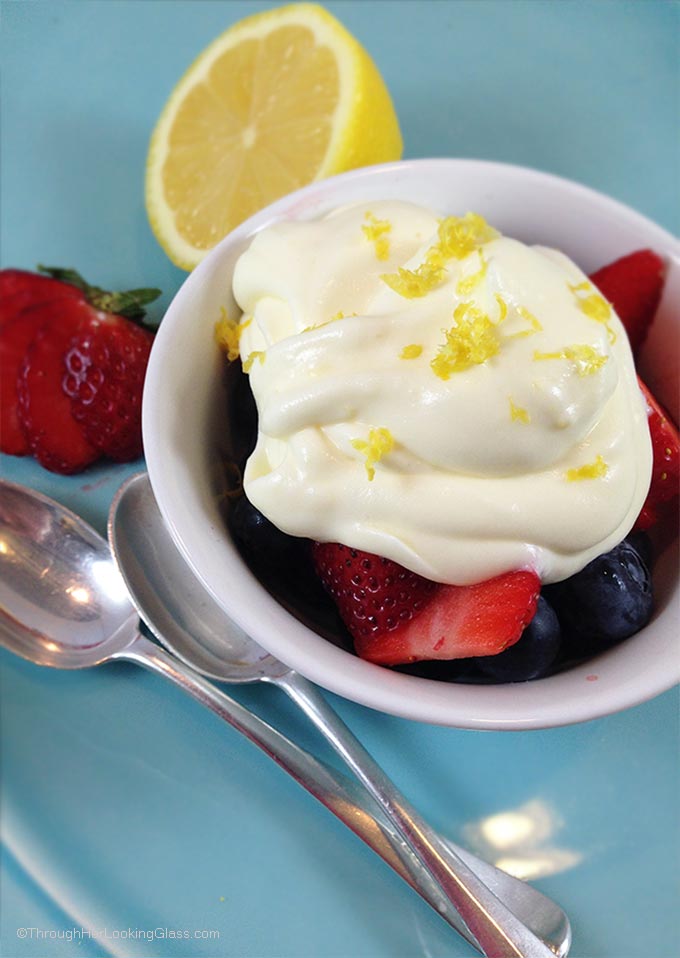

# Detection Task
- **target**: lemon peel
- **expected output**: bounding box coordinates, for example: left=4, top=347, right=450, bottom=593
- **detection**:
left=351, top=427, right=394, bottom=480
left=569, top=281, right=616, bottom=342
left=533, top=344, right=608, bottom=377
left=566, top=455, right=608, bottom=482
left=381, top=212, right=498, bottom=299
left=380, top=261, right=447, bottom=298
left=509, top=398, right=530, bottom=424
left=506, top=306, right=543, bottom=339
left=362, top=212, right=391, bottom=261
left=437, top=213, right=498, bottom=260
left=400, top=343, right=423, bottom=359
left=456, top=251, right=488, bottom=296
left=215, top=310, right=251, bottom=361
left=431, top=302, right=501, bottom=379
left=243, top=350, right=266, bottom=372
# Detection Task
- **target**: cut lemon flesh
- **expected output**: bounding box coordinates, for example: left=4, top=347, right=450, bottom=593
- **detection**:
left=146, top=3, right=403, bottom=270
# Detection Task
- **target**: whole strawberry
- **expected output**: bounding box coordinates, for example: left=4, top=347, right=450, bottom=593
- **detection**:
left=2, top=265, right=160, bottom=473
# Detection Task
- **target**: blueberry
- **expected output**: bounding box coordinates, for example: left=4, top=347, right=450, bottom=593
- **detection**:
left=474, top=596, right=562, bottom=682
left=230, top=495, right=301, bottom=567
left=544, top=540, right=653, bottom=656
left=624, top=530, right=653, bottom=569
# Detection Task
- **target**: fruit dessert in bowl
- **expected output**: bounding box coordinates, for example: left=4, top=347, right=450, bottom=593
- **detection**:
left=143, top=158, right=679, bottom=729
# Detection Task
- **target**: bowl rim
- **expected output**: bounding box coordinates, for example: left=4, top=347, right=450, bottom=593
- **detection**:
left=143, top=157, right=680, bottom=729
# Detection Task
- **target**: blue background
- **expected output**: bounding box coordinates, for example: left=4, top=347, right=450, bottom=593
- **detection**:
left=1, top=3, right=678, bottom=957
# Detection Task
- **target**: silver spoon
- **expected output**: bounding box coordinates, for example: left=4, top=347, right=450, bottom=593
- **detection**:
left=110, top=473, right=569, bottom=958
left=0, top=479, right=570, bottom=957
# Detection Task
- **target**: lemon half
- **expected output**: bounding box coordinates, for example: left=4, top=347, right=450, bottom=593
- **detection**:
left=145, top=3, right=403, bottom=270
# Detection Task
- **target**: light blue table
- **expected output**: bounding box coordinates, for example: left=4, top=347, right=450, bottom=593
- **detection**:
left=1, top=3, right=678, bottom=957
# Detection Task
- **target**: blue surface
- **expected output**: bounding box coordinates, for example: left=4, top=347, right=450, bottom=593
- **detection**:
left=1, top=3, right=679, bottom=957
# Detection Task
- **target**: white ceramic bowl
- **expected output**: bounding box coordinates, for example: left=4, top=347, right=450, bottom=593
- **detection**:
left=143, top=158, right=680, bottom=730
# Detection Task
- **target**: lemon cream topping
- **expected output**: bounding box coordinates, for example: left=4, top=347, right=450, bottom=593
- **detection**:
left=231, top=200, right=652, bottom=585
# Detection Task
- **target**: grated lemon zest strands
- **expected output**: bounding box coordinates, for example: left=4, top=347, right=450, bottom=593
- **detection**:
left=381, top=212, right=498, bottom=299
left=566, top=455, right=608, bottom=482
left=362, top=212, right=391, bottom=261
left=506, top=306, right=543, bottom=339
left=431, top=302, right=501, bottom=380
left=351, top=427, right=394, bottom=480
left=569, top=282, right=616, bottom=343
left=243, top=350, right=266, bottom=373
left=456, top=251, right=488, bottom=296
left=437, top=213, right=499, bottom=259
left=533, top=344, right=608, bottom=377
left=380, top=261, right=447, bottom=298
left=400, top=343, right=423, bottom=359
left=509, top=398, right=531, bottom=424
left=215, top=309, right=251, bottom=361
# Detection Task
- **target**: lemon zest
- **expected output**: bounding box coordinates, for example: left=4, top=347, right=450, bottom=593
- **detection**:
left=380, top=261, right=447, bottom=298
left=381, top=212, right=498, bottom=298
left=509, top=397, right=530, bottom=424
left=533, top=344, right=608, bottom=377
left=215, top=309, right=251, bottom=361
left=351, top=427, right=394, bottom=481
left=242, top=350, right=266, bottom=373
left=302, top=310, right=352, bottom=333
left=431, top=302, right=501, bottom=379
left=495, top=294, right=508, bottom=323
left=456, top=251, right=488, bottom=295
left=566, top=455, right=609, bottom=482
left=506, top=306, right=543, bottom=339
left=362, top=212, right=391, bottom=261
left=569, top=282, right=616, bottom=342
left=436, top=213, right=499, bottom=260
left=400, top=343, right=423, bottom=359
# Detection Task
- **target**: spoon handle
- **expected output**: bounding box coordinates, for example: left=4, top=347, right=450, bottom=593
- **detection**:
left=275, top=670, right=558, bottom=958
left=116, top=633, right=568, bottom=957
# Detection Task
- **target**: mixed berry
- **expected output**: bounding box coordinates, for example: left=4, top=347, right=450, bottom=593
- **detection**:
left=0, top=267, right=159, bottom=472
left=227, top=248, right=678, bottom=684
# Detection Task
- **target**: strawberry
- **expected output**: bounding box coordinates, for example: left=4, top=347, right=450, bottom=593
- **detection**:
left=312, top=542, right=540, bottom=666
left=3, top=266, right=161, bottom=473
left=589, top=249, right=666, bottom=354
left=64, top=317, right=154, bottom=461
left=17, top=299, right=101, bottom=473
left=1, top=306, right=68, bottom=456
left=0, top=269, right=84, bottom=328
left=634, top=378, right=679, bottom=532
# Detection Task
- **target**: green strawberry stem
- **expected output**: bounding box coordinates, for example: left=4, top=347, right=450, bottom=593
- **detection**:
left=37, top=265, right=161, bottom=324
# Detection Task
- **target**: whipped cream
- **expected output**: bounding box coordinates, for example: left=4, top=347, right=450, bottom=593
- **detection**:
left=232, top=201, right=652, bottom=584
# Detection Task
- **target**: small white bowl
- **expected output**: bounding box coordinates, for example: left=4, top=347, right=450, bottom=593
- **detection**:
left=143, top=158, right=680, bottom=730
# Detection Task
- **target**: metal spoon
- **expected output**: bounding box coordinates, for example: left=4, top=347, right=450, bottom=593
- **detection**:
left=109, top=473, right=569, bottom=958
left=0, top=479, right=570, bottom=956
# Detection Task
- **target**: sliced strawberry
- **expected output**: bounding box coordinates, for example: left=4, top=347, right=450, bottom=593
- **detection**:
left=0, top=270, right=83, bottom=328
left=589, top=249, right=666, bottom=354
left=312, top=543, right=540, bottom=666
left=0, top=306, right=60, bottom=455
left=64, top=316, right=154, bottom=462
left=634, top=378, right=679, bottom=532
left=2, top=267, right=160, bottom=473
left=17, top=299, right=100, bottom=474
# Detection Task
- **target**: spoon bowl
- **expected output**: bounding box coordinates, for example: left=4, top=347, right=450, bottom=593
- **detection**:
left=0, top=481, right=137, bottom=669
left=109, top=473, right=288, bottom=682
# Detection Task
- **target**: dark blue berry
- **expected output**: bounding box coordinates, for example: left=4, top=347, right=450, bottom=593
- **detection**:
left=543, top=540, right=653, bottom=655
left=474, top=596, right=562, bottom=682
left=624, top=530, right=653, bottom=569
left=230, top=495, right=300, bottom=566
